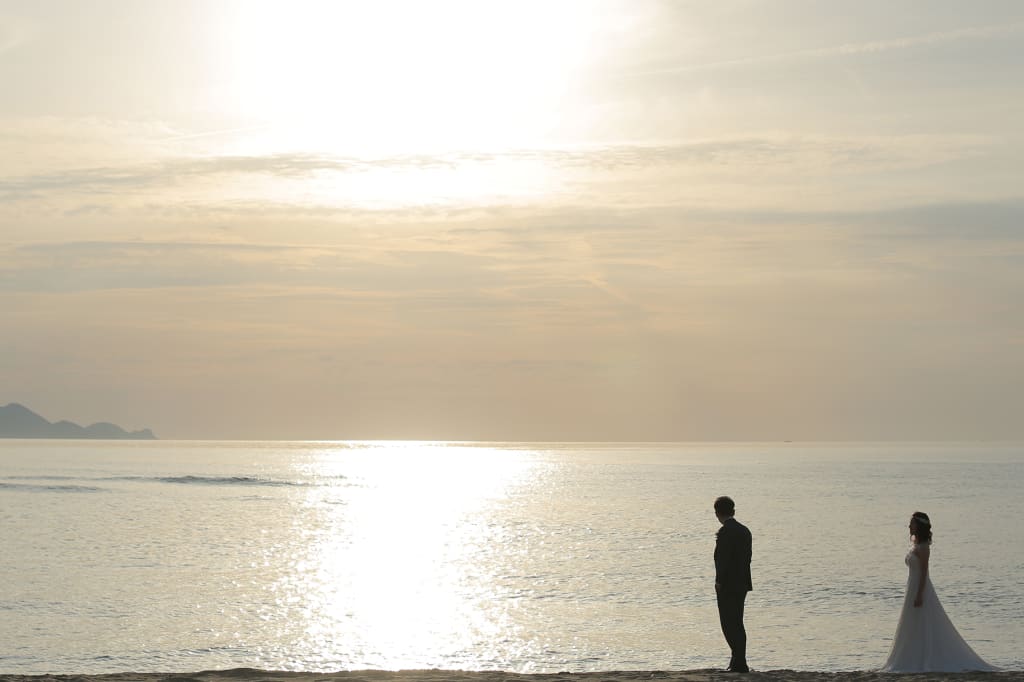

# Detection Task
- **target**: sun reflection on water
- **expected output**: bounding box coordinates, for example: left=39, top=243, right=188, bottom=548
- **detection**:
left=278, top=442, right=541, bottom=669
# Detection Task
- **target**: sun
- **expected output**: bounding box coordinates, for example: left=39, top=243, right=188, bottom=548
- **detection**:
left=212, top=0, right=605, bottom=157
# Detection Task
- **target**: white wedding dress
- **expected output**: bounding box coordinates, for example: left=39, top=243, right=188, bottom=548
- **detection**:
left=880, top=543, right=997, bottom=672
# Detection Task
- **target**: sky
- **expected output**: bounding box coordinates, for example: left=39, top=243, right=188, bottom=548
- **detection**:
left=1, top=0, right=1022, bottom=441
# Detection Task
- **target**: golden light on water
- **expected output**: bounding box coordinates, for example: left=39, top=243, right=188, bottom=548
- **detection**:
left=279, top=442, right=541, bottom=669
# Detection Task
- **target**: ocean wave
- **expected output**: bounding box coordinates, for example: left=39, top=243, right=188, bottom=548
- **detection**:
left=154, top=475, right=308, bottom=487
left=1, top=474, right=350, bottom=489
left=1, top=475, right=312, bottom=489
left=0, top=481, right=105, bottom=493
left=106, top=475, right=349, bottom=487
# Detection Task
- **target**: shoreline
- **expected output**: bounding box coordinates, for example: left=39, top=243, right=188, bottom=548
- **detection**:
left=1, top=669, right=1020, bottom=682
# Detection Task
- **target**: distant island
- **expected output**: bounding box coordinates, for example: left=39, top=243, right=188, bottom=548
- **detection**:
left=0, top=403, right=157, bottom=440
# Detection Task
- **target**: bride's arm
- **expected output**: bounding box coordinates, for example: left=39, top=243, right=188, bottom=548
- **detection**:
left=913, top=545, right=930, bottom=607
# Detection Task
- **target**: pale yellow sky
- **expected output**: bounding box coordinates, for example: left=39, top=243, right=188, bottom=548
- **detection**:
left=1, top=0, right=1023, bottom=439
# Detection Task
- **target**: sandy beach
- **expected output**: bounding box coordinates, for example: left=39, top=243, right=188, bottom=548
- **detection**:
left=0, top=669, right=1019, bottom=682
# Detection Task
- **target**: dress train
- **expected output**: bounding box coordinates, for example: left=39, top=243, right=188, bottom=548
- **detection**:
left=880, top=544, right=996, bottom=673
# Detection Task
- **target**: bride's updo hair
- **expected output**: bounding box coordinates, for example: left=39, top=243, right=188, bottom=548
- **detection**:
left=911, top=511, right=932, bottom=545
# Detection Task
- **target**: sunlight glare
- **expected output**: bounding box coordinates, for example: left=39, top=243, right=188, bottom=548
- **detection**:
left=284, top=443, right=540, bottom=668
left=217, top=0, right=602, bottom=155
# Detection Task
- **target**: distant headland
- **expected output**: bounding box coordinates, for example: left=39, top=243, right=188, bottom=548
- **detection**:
left=0, top=403, right=157, bottom=440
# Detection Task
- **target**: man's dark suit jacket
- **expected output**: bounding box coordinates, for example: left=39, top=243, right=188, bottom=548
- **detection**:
left=715, top=517, right=753, bottom=592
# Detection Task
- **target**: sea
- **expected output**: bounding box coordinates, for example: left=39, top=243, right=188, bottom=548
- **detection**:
left=1, top=440, right=1022, bottom=675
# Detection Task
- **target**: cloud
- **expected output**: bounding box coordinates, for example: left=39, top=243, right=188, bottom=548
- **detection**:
left=0, top=238, right=516, bottom=298
left=2, top=240, right=316, bottom=292
left=5, top=198, right=1022, bottom=310
left=840, top=200, right=1024, bottom=241
left=623, top=21, right=1024, bottom=78
left=0, top=133, right=1000, bottom=207
left=0, top=149, right=517, bottom=202
left=0, top=153, right=348, bottom=200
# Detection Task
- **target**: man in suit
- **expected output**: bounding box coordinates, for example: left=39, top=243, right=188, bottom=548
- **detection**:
left=714, top=495, right=752, bottom=673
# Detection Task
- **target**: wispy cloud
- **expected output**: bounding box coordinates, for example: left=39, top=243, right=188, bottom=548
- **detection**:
left=624, top=21, right=1024, bottom=78
left=0, top=134, right=999, bottom=203
left=160, top=123, right=279, bottom=143
left=5, top=198, right=1022, bottom=294
left=0, top=154, right=355, bottom=200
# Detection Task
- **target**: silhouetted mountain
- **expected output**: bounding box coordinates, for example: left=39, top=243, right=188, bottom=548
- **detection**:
left=0, top=403, right=157, bottom=439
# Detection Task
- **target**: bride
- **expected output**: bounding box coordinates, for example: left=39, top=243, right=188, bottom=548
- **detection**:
left=880, top=511, right=997, bottom=672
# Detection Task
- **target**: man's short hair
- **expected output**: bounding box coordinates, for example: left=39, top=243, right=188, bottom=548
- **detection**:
left=714, top=496, right=736, bottom=516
